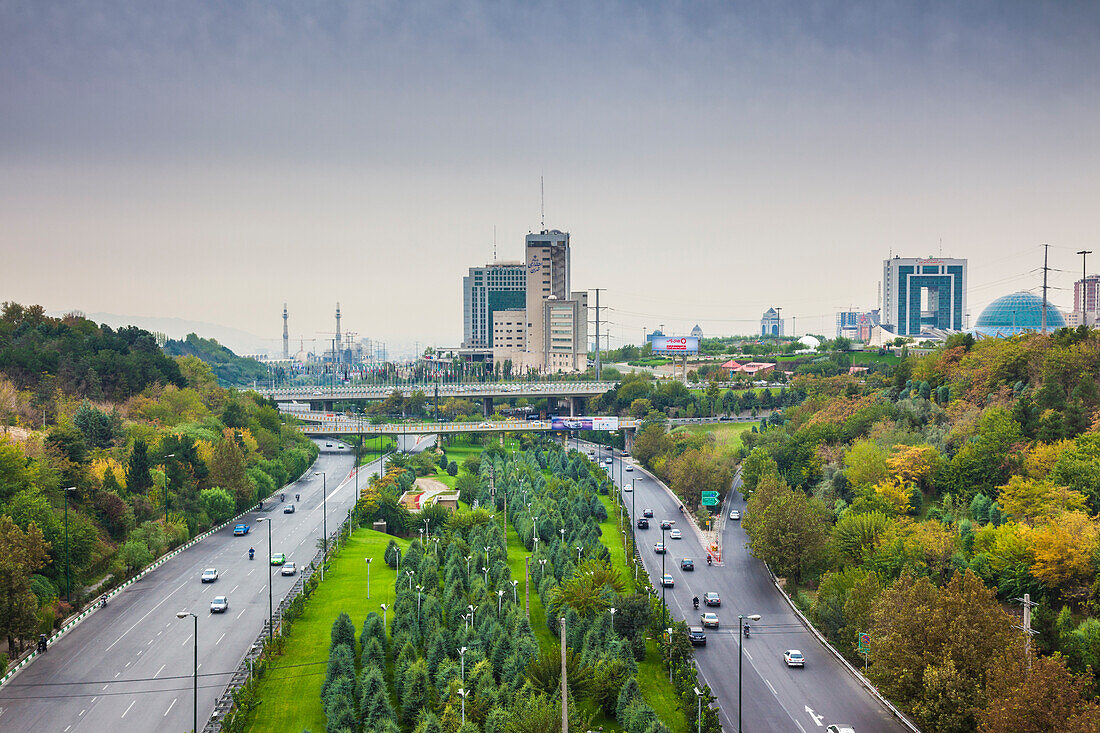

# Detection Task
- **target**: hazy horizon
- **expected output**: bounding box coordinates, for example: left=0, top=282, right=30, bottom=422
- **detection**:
left=3, top=1, right=1098, bottom=350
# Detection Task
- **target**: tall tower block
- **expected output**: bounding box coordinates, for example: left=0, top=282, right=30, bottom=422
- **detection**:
left=335, top=302, right=342, bottom=365
left=282, top=303, right=289, bottom=359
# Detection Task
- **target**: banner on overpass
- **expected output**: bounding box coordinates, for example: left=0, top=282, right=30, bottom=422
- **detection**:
left=551, top=416, right=620, bottom=431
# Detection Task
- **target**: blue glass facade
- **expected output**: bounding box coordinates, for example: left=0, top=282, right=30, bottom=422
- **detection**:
left=885, top=258, right=966, bottom=335
left=973, top=292, right=1066, bottom=337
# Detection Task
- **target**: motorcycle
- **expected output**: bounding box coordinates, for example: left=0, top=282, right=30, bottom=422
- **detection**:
left=248, top=548, right=255, bottom=561
left=692, top=596, right=699, bottom=610
left=707, top=555, right=712, bottom=566
left=743, top=624, right=751, bottom=638
left=678, top=505, right=685, bottom=514
left=281, top=493, right=286, bottom=502
left=295, top=493, right=300, bottom=502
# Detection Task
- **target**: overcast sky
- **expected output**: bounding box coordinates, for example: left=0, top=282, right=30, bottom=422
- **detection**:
left=2, top=1, right=1098, bottom=354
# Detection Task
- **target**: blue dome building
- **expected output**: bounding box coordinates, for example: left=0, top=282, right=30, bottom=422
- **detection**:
left=973, top=292, right=1066, bottom=338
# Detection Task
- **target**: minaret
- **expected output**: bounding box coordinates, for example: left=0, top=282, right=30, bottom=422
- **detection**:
left=282, top=303, right=289, bottom=359
left=335, top=302, right=342, bottom=365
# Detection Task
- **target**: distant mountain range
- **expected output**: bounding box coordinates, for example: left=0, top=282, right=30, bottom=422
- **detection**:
left=52, top=311, right=272, bottom=355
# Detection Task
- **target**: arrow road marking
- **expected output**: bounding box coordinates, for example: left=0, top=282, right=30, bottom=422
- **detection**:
left=805, top=705, right=824, bottom=726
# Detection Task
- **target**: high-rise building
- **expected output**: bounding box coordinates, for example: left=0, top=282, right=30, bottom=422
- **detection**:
left=1074, top=274, right=1100, bottom=326
left=882, top=257, right=967, bottom=335
left=836, top=310, right=881, bottom=340
left=521, top=230, right=586, bottom=372
left=462, top=262, right=527, bottom=348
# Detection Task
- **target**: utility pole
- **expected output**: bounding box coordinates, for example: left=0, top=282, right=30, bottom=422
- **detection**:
left=560, top=616, right=568, bottom=733
left=1041, top=244, right=1051, bottom=334
left=1077, top=249, right=1093, bottom=322
left=591, top=288, right=605, bottom=380
left=1015, top=593, right=1038, bottom=672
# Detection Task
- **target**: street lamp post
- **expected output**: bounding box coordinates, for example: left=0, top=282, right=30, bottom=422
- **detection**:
left=313, top=471, right=328, bottom=580
left=176, top=610, right=198, bottom=733
left=559, top=528, right=565, bottom=544
left=405, top=570, right=415, bottom=589
left=497, top=589, right=505, bottom=615
left=380, top=603, right=387, bottom=636
left=416, top=585, right=424, bottom=621
left=738, top=614, right=761, bottom=733
left=511, top=579, right=519, bottom=604
left=162, top=453, right=175, bottom=525
left=693, top=686, right=703, bottom=733
left=365, top=557, right=372, bottom=600
left=666, top=627, right=674, bottom=682
left=467, top=604, right=477, bottom=628
left=256, top=518, right=273, bottom=640
left=63, top=486, right=76, bottom=605
left=661, top=526, right=667, bottom=616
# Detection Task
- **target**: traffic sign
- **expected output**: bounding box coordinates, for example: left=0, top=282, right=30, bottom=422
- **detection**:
left=702, top=491, right=719, bottom=500
left=858, top=632, right=870, bottom=653
left=701, top=496, right=719, bottom=506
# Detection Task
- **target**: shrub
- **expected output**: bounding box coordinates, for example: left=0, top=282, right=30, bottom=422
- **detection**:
left=331, top=612, right=356, bottom=653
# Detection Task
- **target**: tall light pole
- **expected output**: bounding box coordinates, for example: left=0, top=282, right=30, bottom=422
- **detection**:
left=1078, top=250, right=1093, bottom=320
left=365, top=557, right=372, bottom=600
left=63, top=486, right=76, bottom=604
left=511, top=579, right=519, bottom=604
left=560, top=616, right=569, bottom=733
left=661, top=526, right=668, bottom=616
left=176, top=610, right=198, bottom=733
left=693, top=686, right=703, bottom=733
left=738, top=614, right=761, bottom=733
left=162, top=453, right=175, bottom=525
left=256, top=517, right=273, bottom=640
left=380, top=603, right=387, bottom=636
left=314, top=471, right=327, bottom=579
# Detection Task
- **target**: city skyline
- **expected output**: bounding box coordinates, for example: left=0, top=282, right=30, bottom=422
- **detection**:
left=3, top=1, right=1098, bottom=349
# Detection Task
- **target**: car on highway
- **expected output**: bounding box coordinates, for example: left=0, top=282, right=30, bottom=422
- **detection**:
left=680, top=558, right=694, bottom=571
left=479, top=422, right=493, bottom=428
left=622, top=450, right=630, bottom=457
left=281, top=562, right=297, bottom=576
left=636, top=518, right=649, bottom=529
left=688, top=627, right=707, bottom=646
left=659, top=520, right=673, bottom=529
left=703, top=591, right=721, bottom=607
left=660, top=574, right=674, bottom=587
left=325, top=442, right=333, bottom=447
left=654, top=542, right=666, bottom=554
left=825, top=726, right=855, bottom=733
left=643, top=508, right=654, bottom=518
left=669, top=528, right=682, bottom=540
left=283, top=504, right=295, bottom=514
left=605, top=457, right=613, bottom=465
left=200, top=568, right=218, bottom=583
left=623, top=484, right=632, bottom=493
left=270, top=553, right=287, bottom=565
left=729, top=509, right=741, bottom=520
left=700, top=612, right=720, bottom=628
left=233, top=524, right=250, bottom=536
left=625, top=464, right=633, bottom=471
left=784, top=649, right=805, bottom=667
left=210, top=596, right=229, bottom=613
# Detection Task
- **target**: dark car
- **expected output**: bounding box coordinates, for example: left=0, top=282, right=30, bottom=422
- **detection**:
left=636, top=518, right=649, bottom=529
left=643, top=509, right=654, bottom=518
left=703, top=592, right=721, bottom=607
left=681, top=558, right=695, bottom=571
left=688, top=627, right=707, bottom=646
left=659, top=520, right=674, bottom=530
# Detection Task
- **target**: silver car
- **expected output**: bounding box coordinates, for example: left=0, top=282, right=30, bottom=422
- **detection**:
left=210, top=596, right=229, bottom=613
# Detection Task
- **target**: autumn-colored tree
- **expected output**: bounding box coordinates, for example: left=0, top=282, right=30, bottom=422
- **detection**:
left=667, top=448, right=732, bottom=510
left=828, top=510, right=891, bottom=567
left=208, top=438, right=253, bottom=508
left=979, top=653, right=1100, bottom=732
left=743, top=478, right=830, bottom=583
left=869, top=477, right=913, bottom=516
left=0, top=515, right=51, bottom=655
left=1028, top=511, right=1099, bottom=592
left=867, top=570, right=1016, bottom=729
left=886, top=443, right=942, bottom=490
left=843, top=439, right=888, bottom=489
left=997, top=476, right=1086, bottom=523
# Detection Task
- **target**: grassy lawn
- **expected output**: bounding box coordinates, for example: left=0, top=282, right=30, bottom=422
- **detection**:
left=672, top=421, right=757, bottom=451
left=357, top=436, right=396, bottom=466
left=243, top=530, right=408, bottom=733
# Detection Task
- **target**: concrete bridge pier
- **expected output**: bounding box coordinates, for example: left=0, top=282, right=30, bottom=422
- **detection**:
left=624, top=427, right=636, bottom=453
left=483, top=397, right=494, bottom=417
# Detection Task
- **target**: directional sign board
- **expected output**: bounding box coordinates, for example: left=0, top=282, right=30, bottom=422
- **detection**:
left=701, top=490, right=719, bottom=506
left=858, top=632, right=870, bottom=653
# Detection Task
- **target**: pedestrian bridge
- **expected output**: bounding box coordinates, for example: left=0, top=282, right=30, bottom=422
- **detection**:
left=296, top=414, right=757, bottom=437
left=259, top=381, right=616, bottom=403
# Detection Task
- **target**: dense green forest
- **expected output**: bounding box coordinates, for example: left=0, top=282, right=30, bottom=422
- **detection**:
left=716, top=328, right=1100, bottom=731
left=0, top=303, right=316, bottom=665
left=163, top=333, right=270, bottom=387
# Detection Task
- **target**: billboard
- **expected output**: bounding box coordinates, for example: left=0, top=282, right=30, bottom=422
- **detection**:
left=652, top=336, right=700, bottom=355
left=551, top=416, right=620, bottom=431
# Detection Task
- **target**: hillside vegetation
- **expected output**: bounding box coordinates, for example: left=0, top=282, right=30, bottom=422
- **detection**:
left=738, top=327, right=1100, bottom=731
left=0, top=303, right=316, bottom=663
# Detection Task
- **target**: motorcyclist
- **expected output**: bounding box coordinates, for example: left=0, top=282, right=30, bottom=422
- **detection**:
left=692, top=596, right=699, bottom=610
left=707, top=555, right=712, bottom=566
left=743, top=623, right=751, bottom=637
left=295, top=493, right=300, bottom=502
left=281, top=493, right=286, bottom=502
left=249, top=547, right=255, bottom=560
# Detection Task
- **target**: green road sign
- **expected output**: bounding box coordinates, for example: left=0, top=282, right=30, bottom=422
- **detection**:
left=702, top=491, right=719, bottom=500
left=702, top=496, right=719, bottom=506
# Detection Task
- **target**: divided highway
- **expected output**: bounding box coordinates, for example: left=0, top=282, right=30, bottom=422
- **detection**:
left=584, top=441, right=910, bottom=733
left=0, top=437, right=426, bottom=733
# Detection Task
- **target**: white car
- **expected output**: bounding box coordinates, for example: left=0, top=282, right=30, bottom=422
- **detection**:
left=729, top=510, right=741, bottom=520
left=200, top=568, right=218, bottom=583
left=605, top=457, right=613, bottom=465
left=625, top=465, right=633, bottom=472
left=479, top=422, right=492, bottom=428
left=281, top=562, right=297, bottom=576
left=210, top=596, right=229, bottom=613
left=669, top=528, right=682, bottom=540
left=660, top=574, right=675, bottom=587
left=700, top=612, right=720, bottom=628
left=623, top=484, right=633, bottom=493
left=826, top=727, right=855, bottom=733
left=784, top=649, right=805, bottom=667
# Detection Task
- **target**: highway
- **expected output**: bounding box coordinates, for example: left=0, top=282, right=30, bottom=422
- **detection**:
left=0, top=436, right=427, bottom=733
left=583, top=441, right=910, bottom=733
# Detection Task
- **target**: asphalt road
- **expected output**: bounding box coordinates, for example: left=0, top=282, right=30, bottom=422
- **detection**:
left=0, top=435, right=431, bottom=733
left=581, top=441, right=909, bottom=733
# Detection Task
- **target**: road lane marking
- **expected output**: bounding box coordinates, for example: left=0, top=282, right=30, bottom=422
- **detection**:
left=164, top=698, right=177, bottom=717
left=121, top=700, right=136, bottom=718
left=181, top=633, right=192, bottom=646
left=217, top=632, right=226, bottom=645
left=231, top=584, right=239, bottom=593
left=79, top=709, right=85, bottom=716
left=744, top=649, right=753, bottom=661
left=247, top=569, right=254, bottom=576
left=91, top=697, right=97, bottom=704
left=105, top=582, right=183, bottom=652
left=766, top=678, right=777, bottom=695
left=64, top=727, right=71, bottom=732
left=154, top=664, right=166, bottom=678
left=237, top=609, right=246, bottom=619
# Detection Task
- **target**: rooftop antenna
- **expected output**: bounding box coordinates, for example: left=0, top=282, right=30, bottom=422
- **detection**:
left=493, top=225, right=497, bottom=263
left=540, top=176, right=545, bottom=231
left=939, top=237, right=942, bottom=257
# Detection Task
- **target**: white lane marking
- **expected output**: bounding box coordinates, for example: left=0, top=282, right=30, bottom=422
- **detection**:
left=744, top=649, right=753, bottom=661
left=79, top=709, right=86, bottom=716
left=121, top=699, right=136, bottom=718
left=231, top=584, right=239, bottom=593
left=796, top=722, right=807, bottom=733
left=805, top=706, right=824, bottom=726
left=102, top=685, right=108, bottom=691
left=247, top=569, right=254, bottom=576
left=766, top=678, right=777, bottom=695
left=91, top=697, right=97, bottom=703
left=217, top=632, right=226, bottom=645
left=237, top=608, right=246, bottom=619
left=114, top=672, right=121, bottom=678
left=181, top=633, right=192, bottom=646
left=64, top=727, right=71, bottom=732
left=164, top=698, right=177, bottom=717
left=105, top=582, right=183, bottom=652
left=154, top=664, right=166, bottom=678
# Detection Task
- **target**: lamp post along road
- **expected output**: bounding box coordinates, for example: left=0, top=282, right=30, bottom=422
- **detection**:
left=738, top=613, right=761, bottom=733
left=176, top=611, right=198, bottom=733
left=257, top=518, right=273, bottom=640
left=365, top=557, right=372, bottom=600
left=560, top=616, right=568, bottom=733
left=314, top=471, right=327, bottom=580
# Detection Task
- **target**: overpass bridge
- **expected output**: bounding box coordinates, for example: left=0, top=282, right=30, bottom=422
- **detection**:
left=259, top=381, right=617, bottom=416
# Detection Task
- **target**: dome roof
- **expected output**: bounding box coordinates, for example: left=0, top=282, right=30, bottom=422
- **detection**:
left=974, top=292, right=1066, bottom=337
